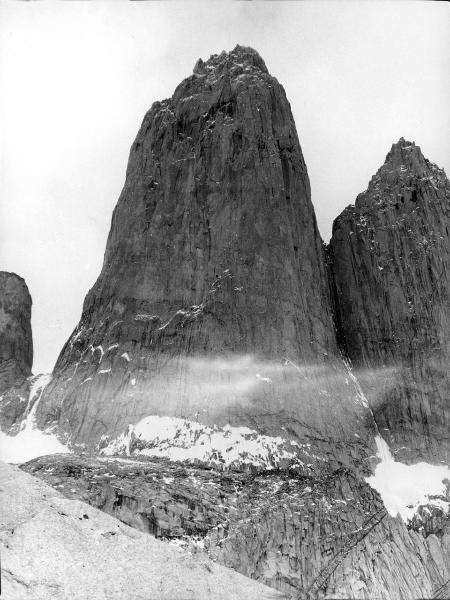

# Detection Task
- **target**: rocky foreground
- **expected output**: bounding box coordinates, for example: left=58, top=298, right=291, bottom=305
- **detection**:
left=1, top=461, right=286, bottom=600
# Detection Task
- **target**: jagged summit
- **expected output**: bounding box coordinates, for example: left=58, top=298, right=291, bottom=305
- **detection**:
left=331, top=139, right=448, bottom=230
left=0, top=270, right=26, bottom=282
left=383, top=137, right=428, bottom=172
left=385, top=137, right=420, bottom=162
left=169, top=44, right=272, bottom=107
left=193, top=45, right=269, bottom=77
left=332, top=137, right=449, bottom=234
left=353, top=139, right=449, bottom=213
left=388, top=136, right=415, bottom=150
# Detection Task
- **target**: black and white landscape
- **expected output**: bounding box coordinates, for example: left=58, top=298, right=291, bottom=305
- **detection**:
left=1, top=3, right=449, bottom=599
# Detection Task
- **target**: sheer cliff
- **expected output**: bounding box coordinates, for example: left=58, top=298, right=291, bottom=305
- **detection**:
left=33, top=46, right=375, bottom=465
left=330, top=139, right=450, bottom=464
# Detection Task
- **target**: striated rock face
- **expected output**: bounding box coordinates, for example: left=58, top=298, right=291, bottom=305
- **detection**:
left=329, top=139, right=450, bottom=463
left=0, top=272, right=32, bottom=395
left=34, top=45, right=375, bottom=462
left=23, top=454, right=450, bottom=599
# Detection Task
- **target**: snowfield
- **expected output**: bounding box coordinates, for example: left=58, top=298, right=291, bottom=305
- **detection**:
left=0, top=374, right=70, bottom=464
left=366, top=435, right=450, bottom=522
left=100, top=415, right=299, bottom=470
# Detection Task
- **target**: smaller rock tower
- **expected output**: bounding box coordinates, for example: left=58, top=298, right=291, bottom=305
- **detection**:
left=0, top=272, right=33, bottom=394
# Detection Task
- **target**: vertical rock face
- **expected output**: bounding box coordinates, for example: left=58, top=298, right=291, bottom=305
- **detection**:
left=83, top=44, right=334, bottom=359
left=36, top=46, right=374, bottom=455
left=330, top=139, right=450, bottom=463
left=0, top=272, right=33, bottom=394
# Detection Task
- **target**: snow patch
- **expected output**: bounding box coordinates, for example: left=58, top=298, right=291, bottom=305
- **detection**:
left=366, top=435, right=450, bottom=521
left=135, top=313, right=158, bottom=322
left=97, top=456, right=144, bottom=465
left=24, top=374, right=53, bottom=423
left=90, top=345, right=104, bottom=361
left=0, top=374, right=70, bottom=464
left=255, top=373, right=272, bottom=383
left=343, top=359, right=369, bottom=408
left=100, top=416, right=297, bottom=470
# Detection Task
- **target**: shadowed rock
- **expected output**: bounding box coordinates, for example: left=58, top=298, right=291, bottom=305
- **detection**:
left=0, top=272, right=32, bottom=394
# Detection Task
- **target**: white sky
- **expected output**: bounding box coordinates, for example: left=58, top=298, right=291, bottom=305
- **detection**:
left=1, top=1, right=449, bottom=375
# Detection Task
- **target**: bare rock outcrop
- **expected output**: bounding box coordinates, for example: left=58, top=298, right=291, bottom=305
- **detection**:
left=329, top=139, right=450, bottom=463
left=0, top=272, right=32, bottom=395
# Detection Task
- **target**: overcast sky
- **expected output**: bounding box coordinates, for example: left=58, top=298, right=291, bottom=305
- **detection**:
left=1, top=1, right=449, bottom=375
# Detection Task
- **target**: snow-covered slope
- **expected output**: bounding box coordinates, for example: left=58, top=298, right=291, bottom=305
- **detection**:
left=100, top=415, right=301, bottom=470
left=0, top=374, right=70, bottom=463
left=366, top=435, right=450, bottom=522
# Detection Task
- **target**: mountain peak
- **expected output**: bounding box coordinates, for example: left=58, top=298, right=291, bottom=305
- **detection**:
left=383, top=137, right=427, bottom=172
left=342, top=138, right=448, bottom=218
left=193, top=45, right=268, bottom=77
left=0, top=270, right=27, bottom=284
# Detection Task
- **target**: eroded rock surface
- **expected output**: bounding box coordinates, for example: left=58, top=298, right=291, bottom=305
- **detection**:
left=0, top=272, right=32, bottom=395
left=330, top=139, right=450, bottom=463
